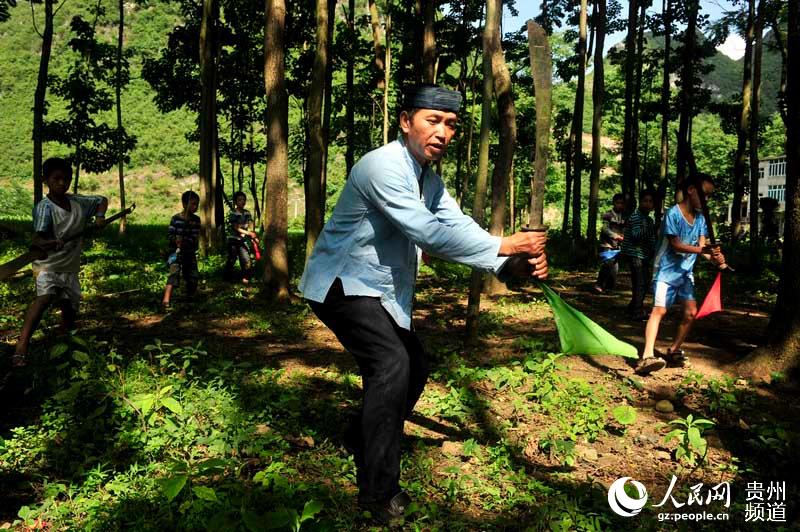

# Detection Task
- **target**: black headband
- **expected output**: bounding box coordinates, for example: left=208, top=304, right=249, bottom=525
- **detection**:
left=402, top=84, right=462, bottom=113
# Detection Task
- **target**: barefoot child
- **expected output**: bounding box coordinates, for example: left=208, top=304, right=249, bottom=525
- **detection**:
left=224, top=191, right=258, bottom=283
left=620, top=188, right=656, bottom=321
left=635, top=175, right=725, bottom=375
left=161, top=191, right=201, bottom=308
left=14, top=157, right=108, bottom=366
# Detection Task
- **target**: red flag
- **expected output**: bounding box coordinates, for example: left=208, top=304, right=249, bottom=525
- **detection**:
left=696, top=272, right=722, bottom=319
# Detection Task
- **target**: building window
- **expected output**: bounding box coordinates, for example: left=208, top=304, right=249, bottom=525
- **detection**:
left=759, top=167, right=764, bottom=180
left=768, top=184, right=786, bottom=203
left=769, top=157, right=786, bottom=177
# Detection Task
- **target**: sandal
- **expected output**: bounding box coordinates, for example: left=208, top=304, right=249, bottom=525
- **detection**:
left=11, top=352, right=27, bottom=368
left=635, top=356, right=666, bottom=376
left=664, top=348, right=688, bottom=368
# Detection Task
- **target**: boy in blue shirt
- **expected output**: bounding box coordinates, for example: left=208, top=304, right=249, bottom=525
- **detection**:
left=635, top=175, right=725, bottom=375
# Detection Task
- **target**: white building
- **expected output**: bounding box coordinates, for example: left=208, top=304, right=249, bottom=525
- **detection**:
left=728, top=155, right=786, bottom=236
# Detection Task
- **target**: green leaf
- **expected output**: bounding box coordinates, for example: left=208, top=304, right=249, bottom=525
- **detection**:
left=263, top=509, right=292, bottom=529
left=160, top=397, right=183, bottom=415
left=197, top=458, right=228, bottom=474
left=159, top=474, right=188, bottom=501
left=663, top=429, right=683, bottom=443
left=687, top=427, right=705, bottom=450
left=612, top=405, right=637, bottom=425
left=50, top=343, right=69, bottom=359
left=72, top=350, right=90, bottom=363
left=192, top=486, right=217, bottom=501
left=241, top=510, right=264, bottom=532
left=300, top=499, right=323, bottom=522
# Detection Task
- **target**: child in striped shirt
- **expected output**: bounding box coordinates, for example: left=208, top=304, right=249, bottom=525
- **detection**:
left=161, top=191, right=201, bottom=308
left=620, top=188, right=656, bottom=321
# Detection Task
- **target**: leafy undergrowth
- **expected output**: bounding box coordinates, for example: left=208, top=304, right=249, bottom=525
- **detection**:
left=1, top=224, right=799, bottom=531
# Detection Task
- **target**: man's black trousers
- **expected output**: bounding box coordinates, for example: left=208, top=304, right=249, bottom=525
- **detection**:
left=308, top=279, right=429, bottom=503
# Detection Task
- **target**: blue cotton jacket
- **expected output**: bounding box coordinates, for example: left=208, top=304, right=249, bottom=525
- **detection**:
left=299, top=137, right=508, bottom=329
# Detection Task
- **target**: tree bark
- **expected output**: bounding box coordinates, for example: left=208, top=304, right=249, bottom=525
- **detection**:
left=571, top=0, right=588, bottom=239
left=738, top=0, right=800, bottom=381
left=116, top=0, right=127, bottom=234
left=621, top=0, right=638, bottom=210
left=459, top=82, right=478, bottom=207
left=587, top=0, right=606, bottom=250
left=32, top=0, right=54, bottom=206
left=368, top=0, right=385, bottom=90
left=631, top=0, right=647, bottom=191
left=527, top=20, right=552, bottom=230
left=486, top=0, right=517, bottom=294
left=731, top=0, right=754, bottom=243
left=345, top=0, right=355, bottom=175
left=770, top=13, right=788, bottom=125
left=382, top=12, right=392, bottom=145
left=199, top=0, right=220, bottom=255
left=263, top=0, right=291, bottom=300
left=305, top=0, right=330, bottom=261
left=676, top=0, right=698, bottom=185
left=465, top=0, right=497, bottom=340
left=422, top=0, right=438, bottom=83
left=658, top=0, right=671, bottom=224
left=748, top=0, right=764, bottom=268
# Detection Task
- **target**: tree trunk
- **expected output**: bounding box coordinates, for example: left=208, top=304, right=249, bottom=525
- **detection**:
left=382, top=12, right=392, bottom=145
left=368, top=0, right=385, bottom=90
left=731, top=0, right=754, bottom=243
left=748, top=0, right=764, bottom=268
left=345, top=0, right=355, bottom=175
left=459, top=83, right=478, bottom=207
left=322, top=0, right=334, bottom=206
left=199, top=0, right=219, bottom=255
left=658, top=0, right=671, bottom=225
left=621, top=0, right=638, bottom=210
left=527, top=20, right=552, bottom=230
left=116, top=0, right=127, bottom=234
left=263, top=0, right=291, bottom=300
left=465, top=0, right=497, bottom=340
left=571, top=0, right=588, bottom=239
left=305, top=0, right=330, bottom=261
left=422, top=0, right=438, bottom=83
left=676, top=0, right=698, bottom=185
left=486, top=0, right=517, bottom=294
left=770, top=14, right=788, bottom=125
left=32, top=0, right=54, bottom=206
left=587, top=0, right=606, bottom=250
left=562, top=151, right=572, bottom=233
left=738, top=0, right=800, bottom=381
left=631, top=0, right=647, bottom=190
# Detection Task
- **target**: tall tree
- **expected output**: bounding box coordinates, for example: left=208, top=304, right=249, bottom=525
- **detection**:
left=621, top=0, right=638, bottom=209
left=422, top=0, right=438, bottom=83
left=465, top=0, right=496, bottom=340
left=731, top=0, right=755, bottom=242
left=116, top=0, right=127, bottom=233
left=345, top=0, right=355, bottom=175
left=263, top=0, right=291, bottom=300
left=304, top=0, right=330, bottom=261
left=199, top=0, right=220, bottom=254
left=675, top=0, right=699, bottom=184
left=32, top=0, right=55, bottom=205
left=631, top=0, right=648, bottom=189
left=748, top=0, right=765, bottom=267
left=587, top=0, right=606, bottom=249
left=739, top=0, right=800, bottom=380
left=571, top=0, right=588, bottom=239
left=657, top=0, right=671, bottom=213
left=486, top=0, right=517, bottom=294
left=382, top=11, right=392, bottom=145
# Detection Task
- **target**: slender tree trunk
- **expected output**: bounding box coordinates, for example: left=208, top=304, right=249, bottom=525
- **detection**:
left=571, top=0, right=588, bottom=239
left=382, top=12, right=392, bottom=145
left=621, top=0, right=638, bottom=210
left=631, top=0, right=647, bottom=191
left=32, top=0, right=54, bottom=206
left=465, top=0, right=497, bottom=340
left=422, top=0, right=438, bottom=83
left=263, top=0, right=291, bottom=300
left=248, top=127, right=261, bottom=222
left=770, top=15, right=788, bottom=125
left=368, top=0, right=385, bottom=90
left=738, top=0, right=800, bottom=380
left=322, top=0, right=334, bottom=204
left=199, top=0, right=219, bottom=255
left=676, top=0, right=698, bottom=185
left=731, top=0, right=754, bottom=243
left=562, top=150, right=572, bottom=233
left=749, top=0, right=764, bottom=268
left=116, top=0, right=126, bottom=233
left=345, top=0, right=355, bottom=175
left=459, top=82, right=478, bottom=207
left=527, top=20, right=552, bottom=229
left=588, top=0, right=606, bottom=250
left=658, top=0, right=671, bottom=225
left=487, top=0, right=517, bottom=294
left=305, top=0, right=330, bottom=261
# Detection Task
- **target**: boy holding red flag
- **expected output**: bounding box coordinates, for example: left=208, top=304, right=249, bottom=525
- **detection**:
left=635, top=175, right=726, bottom=375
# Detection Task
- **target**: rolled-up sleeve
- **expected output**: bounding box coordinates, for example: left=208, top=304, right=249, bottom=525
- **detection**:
left=32, top=200, right=53, bottom=235
left=353, top=164, right=502, bottom=271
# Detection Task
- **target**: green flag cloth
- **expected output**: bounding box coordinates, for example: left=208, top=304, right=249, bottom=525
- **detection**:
left=538, top=282, right=638, bottom=359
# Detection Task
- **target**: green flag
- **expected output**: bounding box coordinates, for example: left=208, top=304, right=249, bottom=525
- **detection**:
left=538, top=282, right=638, bottom=359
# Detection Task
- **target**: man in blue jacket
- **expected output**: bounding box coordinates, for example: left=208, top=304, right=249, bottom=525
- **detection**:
left=300, top=85, right=548, bottom=522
